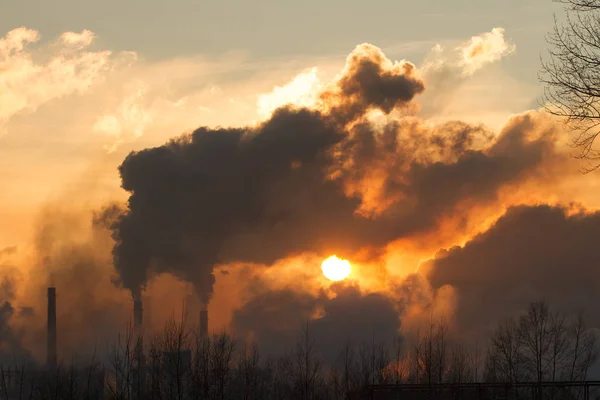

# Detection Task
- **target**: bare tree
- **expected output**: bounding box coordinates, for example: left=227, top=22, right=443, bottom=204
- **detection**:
left=519, top=301, right=553, bottom=385
left=386, top=334, right=404, bottom=385
left=211, top=331, right=236, bottom=400
left=486, top=300, right=599, bottom=399
left=5, top=300, right=599, bottom=400
left=411, top=317, right=451, bottom=386
left=357, top=342, right=374, bottom=389
left=0, top=358, right=35, bottom=400
left=470, top=342, right=484, bottom=382
left=235, top=341, right=261, bottom=400
left=446, top=344, right=473, bottom=383
left=153, top=315, right=191, bottom=400
left=540, top=0, right=600, bottom=169
left=548, top=311, right=569, bottom=382
left=190, top=330, right=212, bottom=400
left=290, top=323, right=322, bottom=400
left=336, top=340, right=358, bottom=398
left=106, top=325, right=137, bottom=400
left=566, top=311, right=599, bottom=382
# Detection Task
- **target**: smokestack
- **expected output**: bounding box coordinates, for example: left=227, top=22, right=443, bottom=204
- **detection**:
left=134, top=299, right=143, bottom=331
left=47, top=287, right=57, bottom=369
left=133, top=299, right=145, bottom=374
left=199, top=308, right=208, bottom=337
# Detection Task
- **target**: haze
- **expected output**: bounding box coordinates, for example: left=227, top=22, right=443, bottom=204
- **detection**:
left=3, top=1, right=600, bottom=398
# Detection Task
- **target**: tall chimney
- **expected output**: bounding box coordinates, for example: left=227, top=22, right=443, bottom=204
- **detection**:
left=47, top=287, right=57, bottom=369
left=134, top=299, right=143, bottom=331
left=199, top=308, right=208, bottom=337
left=133, top=299, right=144, bottom=371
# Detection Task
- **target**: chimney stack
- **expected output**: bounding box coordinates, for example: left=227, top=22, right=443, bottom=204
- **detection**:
left=47, top=287, right=57, bottom=369
left=199, top=308, right=208, bottom=337
left=134, top=299, right=143, bottom=331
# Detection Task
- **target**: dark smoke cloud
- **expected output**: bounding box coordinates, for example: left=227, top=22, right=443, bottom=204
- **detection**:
left=107, top=43, right=561, bottom=307
left=231, top=283, right=400, bottom=363
left=320, top=44, right=424, bottom=124
left=107, top=43, right=425, bottom=303
left=333, top=111, right=557, bottom=232
left=423, top=204, right=600, bottom=340
left=110, top=107, right=352, bottom=302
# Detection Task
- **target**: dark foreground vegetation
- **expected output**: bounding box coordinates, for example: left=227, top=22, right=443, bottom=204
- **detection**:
left=1, top=301, right=599, bottom=400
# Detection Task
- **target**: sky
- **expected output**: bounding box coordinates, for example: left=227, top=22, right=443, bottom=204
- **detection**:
left=0, top=0, right=563, bottom=246
left=0, top=1, right=561, bottom=76
left=4, top=0, right=600, bottom=368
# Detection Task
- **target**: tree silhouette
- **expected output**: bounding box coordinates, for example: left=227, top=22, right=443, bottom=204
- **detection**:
left=1, top=300, right=598, bottom=399
left=541, top=0, right=600, bottom=169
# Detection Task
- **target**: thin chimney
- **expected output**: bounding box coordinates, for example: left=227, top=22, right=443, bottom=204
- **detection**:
left=47, top=287, right=57, bottom=369
left=133, top=299, right=144, bottom=371
left=133, top=299, right=143, bottom=331
left=199, top=308, right=208, bottom=337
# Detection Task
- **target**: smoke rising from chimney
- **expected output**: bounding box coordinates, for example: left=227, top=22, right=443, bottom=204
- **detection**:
left=133, top=299, right=142, bottom=331
left=5, top=27, right=600, bottom=369
left=199, top=308, right=208, bottom=337
left=103, top=43, right=560, bottom=309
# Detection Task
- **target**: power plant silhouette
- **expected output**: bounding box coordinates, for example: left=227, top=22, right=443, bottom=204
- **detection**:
left=5, top=286, right=600, bottom=400
left=1, top=287, right=210, bottom=400
left=46, top=287, right=209, bottom=369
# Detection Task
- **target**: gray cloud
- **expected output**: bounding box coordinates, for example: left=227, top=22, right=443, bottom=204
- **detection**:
left=231, top=283, right=400, bottom=363
left=1, top=207, right=132, bottom=365
left=106, top=44, right=561, bottom=316
left=423, top=204, right=600, bottom=340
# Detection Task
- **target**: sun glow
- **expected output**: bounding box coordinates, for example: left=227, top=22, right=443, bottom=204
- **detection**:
left=256, top=67, right=321, bottom=119
left=321, top=255, right=352, bottom=281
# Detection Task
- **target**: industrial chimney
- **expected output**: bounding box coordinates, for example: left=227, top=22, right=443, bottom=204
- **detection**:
left=199, top=308, right=208, bottom=337
left=132, top=299, right=145, bottom=387
left=133, top=299, right=143, bottom=331
left=47, top=287, right=57, bottom=369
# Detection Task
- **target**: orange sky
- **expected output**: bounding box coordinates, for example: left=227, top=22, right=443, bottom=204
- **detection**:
left=2, top=25, right=600, bottom=364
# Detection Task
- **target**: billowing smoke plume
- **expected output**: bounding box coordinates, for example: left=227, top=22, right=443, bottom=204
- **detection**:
left=422, top=204, right=600, bottom=341
left=107, top=43, right=560, bottom=306
left=231, top=283, right=400, bottom=362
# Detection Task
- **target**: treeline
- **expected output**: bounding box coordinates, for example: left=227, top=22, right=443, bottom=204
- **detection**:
left=1, top=300, right=598, bottom=400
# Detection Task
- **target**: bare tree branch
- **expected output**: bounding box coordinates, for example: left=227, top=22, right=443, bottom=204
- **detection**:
left=541, top=0, right=600, bottom=170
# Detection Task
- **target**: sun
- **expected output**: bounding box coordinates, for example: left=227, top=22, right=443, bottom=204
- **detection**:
left=321, top=255, right=352, bottom=281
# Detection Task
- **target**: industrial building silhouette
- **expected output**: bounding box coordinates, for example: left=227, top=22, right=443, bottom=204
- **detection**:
left=1, top=286, right=209, bottom=400
left=2, top=287, right=599, bottom=399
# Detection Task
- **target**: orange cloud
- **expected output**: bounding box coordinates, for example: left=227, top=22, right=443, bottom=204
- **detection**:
left=0, top=27, right=127, bottom=131
left=458, top=27, right=516, bottom=76
left=3, top=25, right=600, bottom=367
